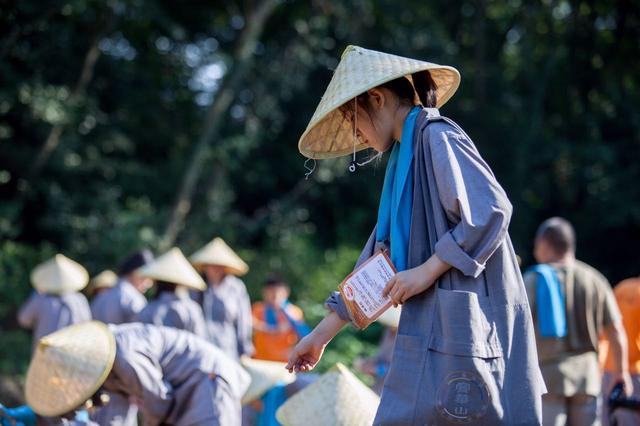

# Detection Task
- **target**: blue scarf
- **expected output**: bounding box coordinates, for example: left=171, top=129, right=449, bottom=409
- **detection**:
left=264, top=300, right=310, bottom=338
left=529, top=264, right=567, bottom=338
left=376, top=106, right=421, bottom=271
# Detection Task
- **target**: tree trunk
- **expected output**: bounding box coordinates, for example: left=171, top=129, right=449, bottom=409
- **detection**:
left=160, top=0, right=282, bottom=250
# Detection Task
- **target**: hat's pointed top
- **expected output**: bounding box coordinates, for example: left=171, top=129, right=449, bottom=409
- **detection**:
left=190, top=237, right=249, bottom=276
left=30, top=254, right=89, bottom=295
left=139, top=247, right=206, bottom=291
left=276, top=362, right=380, bottom=425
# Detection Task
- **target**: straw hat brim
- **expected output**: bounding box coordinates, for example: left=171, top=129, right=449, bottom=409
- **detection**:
left=190, top=238, right=249, bottom=276
left=240, top=357, right=296, bottom=404
left=30, top=254, right=89, bottom=295
left=298, top=45, right=461, bottom=160
left=138, top=247, right=207, bottom=291
left=25, top=321, right=116, bottom=417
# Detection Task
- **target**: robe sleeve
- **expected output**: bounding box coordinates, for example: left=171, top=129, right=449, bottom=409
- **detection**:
left=235, top=284, right=255, bottom=357
left=109, top=352, right=173, bottom=425
left=122, top=287, right=147, bottom=323
left=17, top=292, right=40, bottom=329
left=523, top=271, right=537, bottom=317
left=428, top=124, right=513, bottom=278
left=325, top=228, right=380, bottom=325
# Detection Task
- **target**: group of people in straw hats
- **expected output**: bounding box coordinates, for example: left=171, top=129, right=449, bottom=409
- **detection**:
left=9, top=237, right=304, bottom=425
left=4, top=43, right=638, bottom=425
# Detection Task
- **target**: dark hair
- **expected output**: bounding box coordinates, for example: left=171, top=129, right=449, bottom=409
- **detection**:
left=264, top=274, right=288, bottom=288
left=536, top=217, right=576, bottom=255
left=154, top=280, right=177, bottom=298
left=339, top=70, right=438, bottom=120
left=117, top=249, right=154, bottom=276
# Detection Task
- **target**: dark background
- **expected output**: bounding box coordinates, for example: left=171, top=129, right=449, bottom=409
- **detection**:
left=1, top=0, right=639, bottom=394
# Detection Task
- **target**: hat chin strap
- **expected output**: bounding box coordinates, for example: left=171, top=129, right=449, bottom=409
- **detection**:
left=349, top=99, right=382, bottom=172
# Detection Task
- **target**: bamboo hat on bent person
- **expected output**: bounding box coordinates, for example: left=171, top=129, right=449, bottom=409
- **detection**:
left=30, top=254, right=89, bottom=295
left=298, top=45, right=461, bottom=160
left=190, top=237, right=249, bottom=276
left=25, top=321, right=116, bottom=417
left=240, top=357, right=296, bottom=404
left=276, top=363, right=380, bottom=426
left=137, top=247, right=207, bottom=291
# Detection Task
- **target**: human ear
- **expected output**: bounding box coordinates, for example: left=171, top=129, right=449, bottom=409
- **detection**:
left=367, top=88, right=385, bottom=109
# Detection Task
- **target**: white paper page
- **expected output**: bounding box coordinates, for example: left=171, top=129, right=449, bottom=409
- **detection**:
left=342, top=253, right=395, bottom=319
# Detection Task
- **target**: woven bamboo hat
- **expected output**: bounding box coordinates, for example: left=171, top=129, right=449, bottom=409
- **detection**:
left=138, top=247, right=206, bottom=291
left=190, top=237, right=249, bottom=276
left=376, top=306, right=401, bottom=328
left=240, top=357, right=297, bottom=404
left=298, top=45, right=460, bottom=159
left=30, top=254, right=89, bottom=295
left=276, top=363, right=380, bottom=426
left=25, top=321, right=116, bottom=417
left=88, top=270, right=118, bottom=294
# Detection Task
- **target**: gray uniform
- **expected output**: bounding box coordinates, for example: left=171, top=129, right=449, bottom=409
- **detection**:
left=134, top=291, right=208, bottom=339
left=90, top=279, right=146, bottom=426
left=193, top=275, right=254, bottom=359
left=91, top=279, right=146, bottom=324
left=18, top=291, right=91, bottom=351
left=102, top=323, right=250, bottom=426
left=327, top=109, right=545, bottom=425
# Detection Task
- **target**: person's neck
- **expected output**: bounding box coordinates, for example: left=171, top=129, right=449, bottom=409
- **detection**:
left=392, top=104, right=414, bottom=141
left=548, top=253, right=575, bottom=265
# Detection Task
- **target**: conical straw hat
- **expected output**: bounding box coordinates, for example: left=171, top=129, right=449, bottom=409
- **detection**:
left=138, top=247, right=206, bottom=291
left=30, top=254, right=89, bottom=295
left=376, top=306, right=401, bottom=328
left=298, top=45, right=460, bottom=159
left=241, top=357, right=297, bottom=404
left=276, top=363, right=380, bottom=426
left=88, top=270, right=118, bottom=294
left=25, top=321, right=116, bottom=417
left=190, top=238, right=249, bottom=276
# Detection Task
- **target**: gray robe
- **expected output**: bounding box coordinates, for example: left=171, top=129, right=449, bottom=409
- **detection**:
left=91, top=279, right=147, bottom=324
left=193, top=275, right=254, bottom=359
left=327, top=108, right=545, bottom=425
left=17, top=291, right=91, bottom=351
left=134, top=291, right=208, bottom=339
left=102, top=323, right=250, bottom=426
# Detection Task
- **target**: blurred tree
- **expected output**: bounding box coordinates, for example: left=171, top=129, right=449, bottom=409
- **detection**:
left=0, top=0, right=639, bottom=381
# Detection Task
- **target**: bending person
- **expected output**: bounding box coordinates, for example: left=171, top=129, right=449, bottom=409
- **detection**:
left=24, top=322, right=250, bottom=426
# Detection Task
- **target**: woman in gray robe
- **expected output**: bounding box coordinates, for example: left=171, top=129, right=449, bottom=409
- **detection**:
left=287, top=46, right=545, bottom=425
left=18, top=292, right=91, bottom=351
left=134, top=282, right=208, bottom=339
left=90, top=250, right=154, bottom=324
left=23, top=322, right=250, bottom=426
left=195, top=274, right=254, bottom=359
left=189, top=238, right=254, bottom=359
left=102, top=323, right=250, bottom=426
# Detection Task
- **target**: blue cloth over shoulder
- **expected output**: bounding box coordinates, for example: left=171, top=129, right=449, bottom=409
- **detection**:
left=376, top=106, right=422, bottom=272
left=528, top=264, right=567, bottom=338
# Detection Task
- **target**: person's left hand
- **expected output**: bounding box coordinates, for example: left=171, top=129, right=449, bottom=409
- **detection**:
left=382, top=265, right=434, bottom=307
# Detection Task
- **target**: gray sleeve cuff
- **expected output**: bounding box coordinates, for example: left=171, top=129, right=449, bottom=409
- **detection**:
left=325, top=291, right=353, bottom=323
left=435, top=231, right=485, bottom=278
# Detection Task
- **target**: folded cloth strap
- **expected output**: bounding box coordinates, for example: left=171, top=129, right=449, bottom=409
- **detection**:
left=529, top=264, right=567, bottom=338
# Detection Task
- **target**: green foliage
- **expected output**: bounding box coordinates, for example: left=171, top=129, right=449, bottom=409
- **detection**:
left=1, top=0, right=640, bottom=385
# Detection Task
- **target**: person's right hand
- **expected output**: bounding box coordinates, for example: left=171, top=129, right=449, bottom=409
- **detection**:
left=286, top=332, right=326, bottom=373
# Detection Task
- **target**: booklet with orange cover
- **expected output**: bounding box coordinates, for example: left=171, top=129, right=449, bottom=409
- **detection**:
left=338, top=251, right=397, bottom=329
